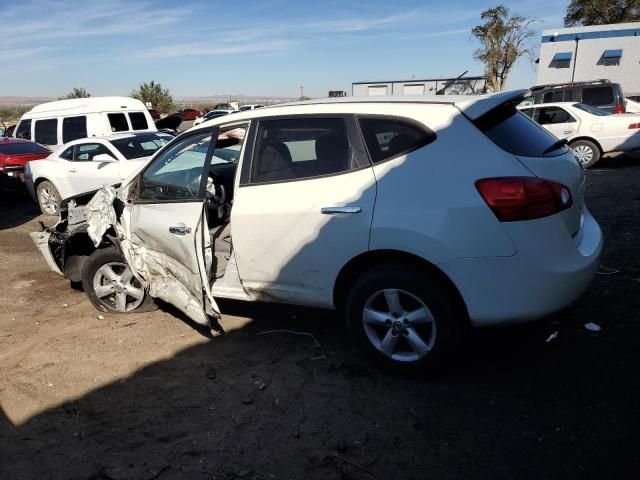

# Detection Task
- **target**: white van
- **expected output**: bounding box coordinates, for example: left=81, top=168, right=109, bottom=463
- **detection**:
left=13, top=96, right=156, bottom=146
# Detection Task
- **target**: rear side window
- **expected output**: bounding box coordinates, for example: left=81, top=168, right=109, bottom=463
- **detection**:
left=34, top=119, right=58, bottom=145
left=62, top=116, right=87, bottom=143
left=474, top=102, right=565, bottom=157
left=15, top=120, right=32, bottom=140
left=250, top=118, right=355, bottom=184
left=582, top=87, right=614, bottom=105
left=542, top=89, right=573, bottom=103
left=358, top=116, right=436, bottom=163
left=129, top=112, right=149, bottom=130
left=108, top=113, right=129, bottom=132
left=536, top=107, right=575, bottom=124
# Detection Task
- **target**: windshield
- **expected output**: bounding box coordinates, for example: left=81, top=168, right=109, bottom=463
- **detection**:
left=573, top=103, right=611, bottom=116
left=109, top=134, right=173, bottom=160
left=0, top=142, right=50, bottom=155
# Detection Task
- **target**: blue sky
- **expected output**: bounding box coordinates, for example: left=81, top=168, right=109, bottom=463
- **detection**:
left=0, top=0, right=567, bottom=98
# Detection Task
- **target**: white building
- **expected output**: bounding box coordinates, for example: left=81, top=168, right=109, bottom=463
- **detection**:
left=537, top=22, right=640, bottom=97
left=352, top=76, right=488, bottom=97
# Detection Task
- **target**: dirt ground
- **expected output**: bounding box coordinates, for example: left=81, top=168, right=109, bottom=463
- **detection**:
left=1, top=155, right=639, bottom=480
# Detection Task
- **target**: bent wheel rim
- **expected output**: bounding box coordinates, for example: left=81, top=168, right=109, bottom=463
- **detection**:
left=362, top=288, right=436, bottom=362
left=92, top=261, right=145, bottom=312
left=38, top=186, right=58, bottom=215
left=573, top=145, right=593, bottom=165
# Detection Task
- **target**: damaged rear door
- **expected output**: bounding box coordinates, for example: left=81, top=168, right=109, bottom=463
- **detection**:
left=122, top=128, right=220, bottom=326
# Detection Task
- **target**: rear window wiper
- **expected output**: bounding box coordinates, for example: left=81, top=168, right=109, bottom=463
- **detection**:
left=542, top=138, right=568, bottom=155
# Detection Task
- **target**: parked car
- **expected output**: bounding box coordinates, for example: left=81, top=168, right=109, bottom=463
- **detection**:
left=523, top=80, right=626, bottom=114
left=31, top=90, right=602, bottom=373
left=175, top=109, right=201, bottom=121
left=193, top=109, right=234, bottom=126
left=0, top=137, right=51, bottom=182
left=238, top=104, right=265, bottom=111
left=25, top=132, right=173, bottom=215
left=13, top=97, right=157, bottom=147
left=518, top=102, right=640, bottom=167
left=148, top=109, right=161, bottom=120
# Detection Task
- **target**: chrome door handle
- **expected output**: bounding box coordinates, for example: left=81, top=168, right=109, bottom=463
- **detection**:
left=169, top=224, right=191, bottom=235
left=321, top=206, right=361, bottom=214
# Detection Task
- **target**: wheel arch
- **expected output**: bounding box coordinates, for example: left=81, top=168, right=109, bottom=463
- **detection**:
left=333, top=249, right=470, bottom=325
left=62, top=229, right=118, bottom=282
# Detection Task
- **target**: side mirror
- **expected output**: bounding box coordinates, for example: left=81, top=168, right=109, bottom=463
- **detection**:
left=93, top=153, right=117, bottom=163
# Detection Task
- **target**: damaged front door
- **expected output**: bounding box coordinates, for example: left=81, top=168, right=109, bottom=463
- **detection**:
left=123, top=128, right=219, bottom=326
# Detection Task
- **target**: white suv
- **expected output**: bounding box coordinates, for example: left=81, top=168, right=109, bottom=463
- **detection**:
left=31, top=90, right=603, bottom=372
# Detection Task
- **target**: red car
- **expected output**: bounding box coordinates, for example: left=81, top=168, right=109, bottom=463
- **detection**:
left=176, top=108, right=201, bottom=121
left=0, top=138, right=51, bottom=181
left=148, top=109, right=161, bottom=120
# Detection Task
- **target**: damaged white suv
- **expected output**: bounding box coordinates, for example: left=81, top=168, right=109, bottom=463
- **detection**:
left=31, top=90, right=603, bottom=372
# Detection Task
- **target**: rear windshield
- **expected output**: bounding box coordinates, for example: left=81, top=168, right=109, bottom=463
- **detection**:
left=0, top=142, right=50, bottom=155
left=573, top=103, right=611, bottom=116
left=473, top=102, right=567, bottom=157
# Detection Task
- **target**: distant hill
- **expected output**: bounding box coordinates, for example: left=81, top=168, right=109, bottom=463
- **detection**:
left=0, top=94, right=298, bottom=108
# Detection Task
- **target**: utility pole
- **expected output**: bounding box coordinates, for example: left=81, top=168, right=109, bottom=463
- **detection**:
left=300, top=86, right=304, bottom=99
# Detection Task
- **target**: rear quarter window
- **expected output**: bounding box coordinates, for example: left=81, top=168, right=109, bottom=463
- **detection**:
left=474, top=102, right=566, bottom=157
left=357, top=116, right=436, bottom=163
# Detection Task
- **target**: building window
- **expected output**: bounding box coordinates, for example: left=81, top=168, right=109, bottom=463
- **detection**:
left=600, top=49, right=622, bottom=66
left=367, top=85, right=388, bottom=96
left=550, top=52, right=572, bottom=68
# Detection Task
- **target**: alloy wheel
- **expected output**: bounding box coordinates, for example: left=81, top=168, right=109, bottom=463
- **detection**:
left=92, top=262, right=145, bottom=312
left=573, top=145, right=593, bottom=165
left=38, top=186, right=58, bottom=215
left=362, top=288, right=436, bottom=362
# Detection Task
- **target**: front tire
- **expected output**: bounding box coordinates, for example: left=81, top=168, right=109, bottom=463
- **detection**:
left=36, top=180, right=61, bottom=216
left=81, top=248, right=156, bottom=314
left=344, top=264, right=463, bottom=374
left=570, top=139, right=600, bottom=168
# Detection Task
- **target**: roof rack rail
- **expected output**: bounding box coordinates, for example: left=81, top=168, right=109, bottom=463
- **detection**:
left=530, top=79, right=612, bottom=91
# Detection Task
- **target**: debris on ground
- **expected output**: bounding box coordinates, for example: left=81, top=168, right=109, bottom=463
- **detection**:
left=62, top=304, right=68, bottom=308
left=545, top=331, right=559, bottom=343
left=96, top=315, right=105, bottom=321
left=584, top=322, right=602, bottom=332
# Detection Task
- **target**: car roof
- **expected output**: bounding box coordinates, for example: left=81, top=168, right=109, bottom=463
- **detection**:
left=25, top=96, right=147, bottom=115
left=1, top=137, right=43, bottom=146
left=192, top=89, right=528, bottom=130
left=67, top=131, right=167, bottom=143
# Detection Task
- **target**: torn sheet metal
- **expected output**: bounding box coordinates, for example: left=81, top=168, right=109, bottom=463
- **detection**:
left=75, top=185, right=221, bottom=327
left=29, top=231, right=63, bottom=275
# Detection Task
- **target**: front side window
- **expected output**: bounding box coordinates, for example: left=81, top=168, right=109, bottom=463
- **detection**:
left=358, top=116, right=436, bottom=164
left=62, top=116, right=87, bottom=143
left=536, top=107, right=575, bottom=125
left=250, top=118, right=354, bottom=184
left=108, top=113, right=129, bottom=132
left=74, top=143, right=116, bottom=162
left=15, top=119, right=32, bottom=140
left=129, top=112, right=149, bottom=130
left=581, top=87, right=614, bottom=106
left=139, top=132, right=213, bottom=201
left=34, top=118, right=58, bottom=145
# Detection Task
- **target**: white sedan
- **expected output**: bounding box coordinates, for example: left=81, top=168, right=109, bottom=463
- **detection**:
left=518, top=102, right=640, bottom=167
left=25, top=132, right=173, bottom=215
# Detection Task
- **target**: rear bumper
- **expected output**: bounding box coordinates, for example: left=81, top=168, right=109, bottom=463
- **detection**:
left=30, top=231, right=63, bottom=275
left=438, top=208, right=603, bottom=327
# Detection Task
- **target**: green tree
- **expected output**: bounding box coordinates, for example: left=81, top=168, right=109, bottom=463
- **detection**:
left=471, top=5, right=537, bottom=92
left=60, top=87, right=91, bottom=99
left=565, top=0, right=640, bottom=26
left=130, top=81, right=174, bottom=114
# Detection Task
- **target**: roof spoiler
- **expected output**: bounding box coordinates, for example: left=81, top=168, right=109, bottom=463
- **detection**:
left=457, top=89, right=528, bottom=120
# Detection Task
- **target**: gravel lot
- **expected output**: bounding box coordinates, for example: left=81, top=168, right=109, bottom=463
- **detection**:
left=1, top=155, right=639, bottom=480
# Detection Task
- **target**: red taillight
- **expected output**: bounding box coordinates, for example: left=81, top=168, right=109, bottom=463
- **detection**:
left=628, top=123, right=640, bottom=129
left=475, top=177, right=573, bottom=222
left=614, top=103, right=625, bottom=114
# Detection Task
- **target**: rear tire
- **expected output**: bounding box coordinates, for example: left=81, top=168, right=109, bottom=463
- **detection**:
left=81, top=248, right=156, bottom=314
left=344, top=264, right=464, bottom=375
left=570, top=139, right=600, bottom=168
left=36, top=180, right=61, bottom=216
